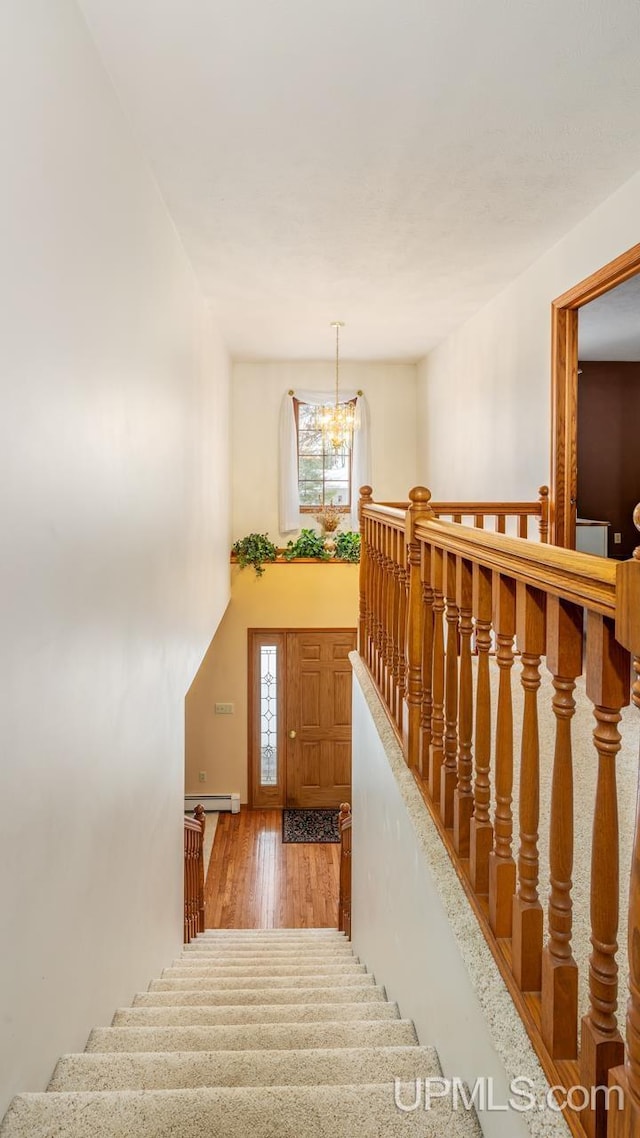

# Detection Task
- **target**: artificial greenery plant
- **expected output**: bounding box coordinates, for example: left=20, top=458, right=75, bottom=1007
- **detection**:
left=284, top=528, right=329, bottom=560
left=231, top=532, right=278, bottom=577
left=335, top=531, right=361, bottom=562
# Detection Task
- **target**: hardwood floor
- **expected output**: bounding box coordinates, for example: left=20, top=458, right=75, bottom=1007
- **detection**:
left=204, top=808, right=340, bottom=929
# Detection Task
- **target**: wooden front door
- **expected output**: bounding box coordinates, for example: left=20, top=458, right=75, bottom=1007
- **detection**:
left=285, top=630, right=355, bottom=808
left=249, top=629, right=356, bottom=809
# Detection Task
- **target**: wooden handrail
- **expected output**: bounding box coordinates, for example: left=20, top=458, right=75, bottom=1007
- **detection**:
left=377, top=486, right=550, bottom=542
left=338, top=803, right=352, bottom=939
left=358, top=485, right=640, bottom=1138
left=184, top=804, right=206, bottom=944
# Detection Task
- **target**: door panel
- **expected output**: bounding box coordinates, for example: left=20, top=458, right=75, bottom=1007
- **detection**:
left=286, top=630, right=356, bottom=808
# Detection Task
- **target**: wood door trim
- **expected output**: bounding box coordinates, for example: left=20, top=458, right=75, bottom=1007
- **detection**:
left=551, top=241, right=640, bottom=548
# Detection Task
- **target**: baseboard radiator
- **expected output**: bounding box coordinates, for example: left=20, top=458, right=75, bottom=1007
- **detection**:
left=184, top=793, right=240, bottom=814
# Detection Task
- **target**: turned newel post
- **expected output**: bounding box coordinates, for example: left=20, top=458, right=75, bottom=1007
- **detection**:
left=538, top=485, right=550, bottom=544
left=358, top=486, right=373, bottom=658
left=609, top=505, right=640, bottom=1138
left=405, top=487, right=433, bottom=768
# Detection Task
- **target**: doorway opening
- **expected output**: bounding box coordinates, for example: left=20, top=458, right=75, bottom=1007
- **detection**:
left=248, top=628, right=357, bottom=809
left=551, top=241, right=640, bottom=548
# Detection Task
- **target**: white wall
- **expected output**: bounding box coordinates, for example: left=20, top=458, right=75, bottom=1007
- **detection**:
left=417, top=167, right=640, bottom=500
left=350, top=660, right=567, bottom=1138
left=232, top=360, right=417, bottom=542
left=0, top=0, right=230, bottom=1116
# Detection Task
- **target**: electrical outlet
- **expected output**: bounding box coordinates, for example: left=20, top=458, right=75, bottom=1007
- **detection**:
left=614, top=532, right=622, bottom=545
left=215, top=702, right=234, bottom=715
left=198, top=771, right=206, bottom=783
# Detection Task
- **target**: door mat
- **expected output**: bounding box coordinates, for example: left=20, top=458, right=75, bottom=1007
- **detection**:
left=282, top=809, right=340, bottom=844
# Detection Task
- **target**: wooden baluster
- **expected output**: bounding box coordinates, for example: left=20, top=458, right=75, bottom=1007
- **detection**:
left=488, top=573, right=517, bottom=937
left=496, top=515, right=506, bottom=535
left=405, top=488, right=433, bottom=768
left=194, top=804, right=206, bottom=934
left=454, top=556, right=474, bottom=856
left=580, top=613, right=630, bottom=1138
left=469, top=563, right=494, bottom=894
left=475, top=515, right=485, bottom=529
left=380, top=527, right=391, bottom=700
left=184, top=822, right=189, bottom=944
left=420, top=543, right=434, bottom=781
left=538, top=485, right=550, bottom=544
left=369, top=522, right=379, bottom=676
left=397, top=532, right=408, bottom=732
left=609, top=507, right=640, bottom=1137
left=429, top=546, right=446, bottom=804
left=541, top=596, right=583, bottom=1060
left=453, top=513, right=462, bottom=524
left=378, top=524, right=387, bottom=691
left=338, top=803, right=352, bottom=939
left=518, top=515, right=528, bottom=539
left=367, top=521, right=376, bottom=672
left=512, top=584, right=546, bottom=991
left=388, top=530, right=398, bottom=708
left=441, top=552, right=459, bottom=827
left=358, top=487, right=373, bottom=658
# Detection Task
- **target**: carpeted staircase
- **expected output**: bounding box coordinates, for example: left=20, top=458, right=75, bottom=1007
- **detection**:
left=0, top=929, right=481, bottom=1136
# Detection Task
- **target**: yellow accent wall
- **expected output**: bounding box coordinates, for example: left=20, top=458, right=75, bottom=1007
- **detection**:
left=185, top=563, right=359, bottom=802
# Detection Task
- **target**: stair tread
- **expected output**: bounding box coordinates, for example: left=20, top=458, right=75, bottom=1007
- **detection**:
left=86, top=1020, right=418, bottom=1053
left=112, top=1002, right=399, bottom=1027
left=149, top=973, right=376, bottom=991
left=49, top=1045, right=440, bottom=1091
left=133, top=986, right=386, bottom=1006
left=163, top=962, right=367, bottom=976
left=1, top=1084, right=481, bottom=1137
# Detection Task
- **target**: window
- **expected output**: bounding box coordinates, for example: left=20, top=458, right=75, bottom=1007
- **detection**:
left=294, top=398, right=355, bottom=512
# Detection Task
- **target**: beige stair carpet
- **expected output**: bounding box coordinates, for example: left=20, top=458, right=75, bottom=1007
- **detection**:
left=0, top=929, right=481, bottom=1137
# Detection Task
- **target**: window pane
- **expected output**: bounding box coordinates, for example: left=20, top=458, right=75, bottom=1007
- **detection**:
left=299, top=481, right=322, bottom=506
left=298, top=404, right=320, bottom=429
left=299, top=429, right=323, bottom=455
left=260, top=645, right=278, bottom=786
left=325, top=481, right=349, bottom=506
left=299, top=456, right=325, bottom=481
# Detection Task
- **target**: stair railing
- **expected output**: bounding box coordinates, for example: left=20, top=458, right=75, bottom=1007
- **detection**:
left=358, top=485, right=640, bottom=1138
left=338, top=803, right=352, bottom=939
left=376, top=485, right=550, bottom=542
left=184, top=804, right=206, bottom=944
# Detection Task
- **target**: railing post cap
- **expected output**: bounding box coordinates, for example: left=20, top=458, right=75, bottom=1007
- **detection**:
left=359, top=486, right=373, bottom=500
left=408, top=486, right=432, bottom=506
left=538, top=485, right=549, bottom=498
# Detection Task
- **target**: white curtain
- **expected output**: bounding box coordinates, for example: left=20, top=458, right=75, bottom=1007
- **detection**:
left=278, top=389, right=371, bottom=534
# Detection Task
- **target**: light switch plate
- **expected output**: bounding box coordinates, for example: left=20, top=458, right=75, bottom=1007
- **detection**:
left=215, top=702, right=234, bottom=715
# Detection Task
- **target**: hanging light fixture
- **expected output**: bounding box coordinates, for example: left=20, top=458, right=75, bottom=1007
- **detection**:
left=319, top=321, right=357, bottom=451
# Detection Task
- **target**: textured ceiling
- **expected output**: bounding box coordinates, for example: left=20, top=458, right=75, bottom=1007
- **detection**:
left=78, top=0, right=640, bottom=360
left=579, top=273, right=640, bottom=361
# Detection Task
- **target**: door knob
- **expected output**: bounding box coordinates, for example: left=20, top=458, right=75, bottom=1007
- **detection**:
left=288, top=729, right=297, bottom=739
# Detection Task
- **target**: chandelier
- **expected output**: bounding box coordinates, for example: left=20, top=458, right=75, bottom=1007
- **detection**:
left=319, top=320, right=357, bottom=451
